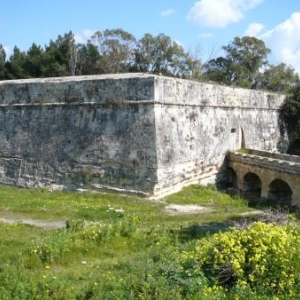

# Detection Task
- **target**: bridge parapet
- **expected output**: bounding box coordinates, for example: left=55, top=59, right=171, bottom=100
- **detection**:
left=245, top=149, right=300, bottom=164
left=227, top=151, right=300, bottom=175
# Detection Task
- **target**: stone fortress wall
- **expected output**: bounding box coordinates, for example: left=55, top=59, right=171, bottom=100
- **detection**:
left=153, top=76, right=286, bottom=196
left=0, top=73, right=286, bottom=197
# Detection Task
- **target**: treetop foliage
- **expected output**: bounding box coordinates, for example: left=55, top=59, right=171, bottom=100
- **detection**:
left=0, top=30, right=299, bottom=93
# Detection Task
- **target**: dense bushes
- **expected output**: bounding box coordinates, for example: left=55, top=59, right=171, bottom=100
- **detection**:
left=180, top=221, right=300, bottom=299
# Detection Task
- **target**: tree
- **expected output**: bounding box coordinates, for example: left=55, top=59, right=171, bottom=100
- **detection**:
left=132, top=33, right=192, bottom=78
left=75, top=42, right=101, bottom=75
left=202, top=57, right=231, bottom=83
left=91, top=29, right=136, bottom=74
left=279, top=84, right=300, bottom=154
left=185, top=44, right=218, bottom=81
left=204, top=36, right=270, bottom=88
left=23, top=43, right=45, bottom=78
left=4, top=46, right=28, bottom=79
left=44, top=31, right=77, bottom=76
left=0, top=44, right=6, bottom=79
left=256, top=63, right=299, bottom=93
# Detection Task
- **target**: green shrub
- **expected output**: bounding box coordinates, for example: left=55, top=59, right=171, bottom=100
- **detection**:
left=180, top=221, right=300, bottom=298
left=29, top=232, right=72, bottom=265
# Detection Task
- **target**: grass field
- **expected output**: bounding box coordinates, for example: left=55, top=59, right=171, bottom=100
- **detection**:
left=0, top=184, right=291, bottom=299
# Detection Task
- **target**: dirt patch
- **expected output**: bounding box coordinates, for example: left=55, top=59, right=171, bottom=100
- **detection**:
left=164, top=204, right=212, bottom=215
left=0, top=216, right=66, bottom=229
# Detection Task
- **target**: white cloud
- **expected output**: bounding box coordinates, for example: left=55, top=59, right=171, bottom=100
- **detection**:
left=259, top=12, right=300, bottom=73
left=199, top=32, right=214, bottom=38
left=74, top=29, right=95, bottom=44
left=3, top=46, right=11, bottom=59
left=187, top=0, right=264, bottom=28
left=160, top=9, right=174, bottom=17
left=245, top=22, right=264, bottom=37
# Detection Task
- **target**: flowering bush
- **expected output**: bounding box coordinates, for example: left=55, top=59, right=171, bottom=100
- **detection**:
left=180, top=222, right=300, bottom=297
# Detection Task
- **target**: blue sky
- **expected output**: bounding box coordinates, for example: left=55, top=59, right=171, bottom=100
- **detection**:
left=1, top=0, right=300, bottom=72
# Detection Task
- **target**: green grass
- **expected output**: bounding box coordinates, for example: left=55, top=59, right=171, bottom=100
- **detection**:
left=0, top=184, right=257, bottom=299
left=236, top=147, right=249, bottom=154
left=0, top=185, right=161, bottom=220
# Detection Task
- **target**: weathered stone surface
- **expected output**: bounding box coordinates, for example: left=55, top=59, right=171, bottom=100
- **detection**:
left=153, top=77, right=286, bottom=196
left=0, top=73, right=286, bottom=196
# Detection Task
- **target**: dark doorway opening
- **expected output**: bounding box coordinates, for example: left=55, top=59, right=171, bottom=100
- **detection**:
left=268, top=179, right=292, bottom=206
left=221, top=167, right=238, bottom=196
left=224, top=167, right=237, bottom=188
left=243, top=172, right=262, bottom=200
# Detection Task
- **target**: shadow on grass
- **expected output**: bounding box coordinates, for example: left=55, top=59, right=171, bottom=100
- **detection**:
left=174, top=202, right=294, bottom=243
left=174, top=220, right=232, bottom=242
left=245, top=196, right=300, bottom=215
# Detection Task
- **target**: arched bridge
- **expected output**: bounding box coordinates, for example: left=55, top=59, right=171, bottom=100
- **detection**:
left=226, top=149, right=300, bottom=207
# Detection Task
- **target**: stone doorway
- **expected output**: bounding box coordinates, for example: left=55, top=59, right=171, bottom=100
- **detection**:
left=229, top=127, right=245, bottom=150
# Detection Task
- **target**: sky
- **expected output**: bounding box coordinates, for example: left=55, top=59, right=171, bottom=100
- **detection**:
left=0, top=0, right=300, bottom=73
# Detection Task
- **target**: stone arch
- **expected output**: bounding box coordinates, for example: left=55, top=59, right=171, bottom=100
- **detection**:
left=268, top=179, right=292, bottom=206
left=243, top=172, right=262, bottom=200
left=224, top=167, right=237, bottom=188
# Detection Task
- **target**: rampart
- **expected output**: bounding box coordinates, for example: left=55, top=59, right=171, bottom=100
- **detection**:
left=0, top=73, right=287, bottom=197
